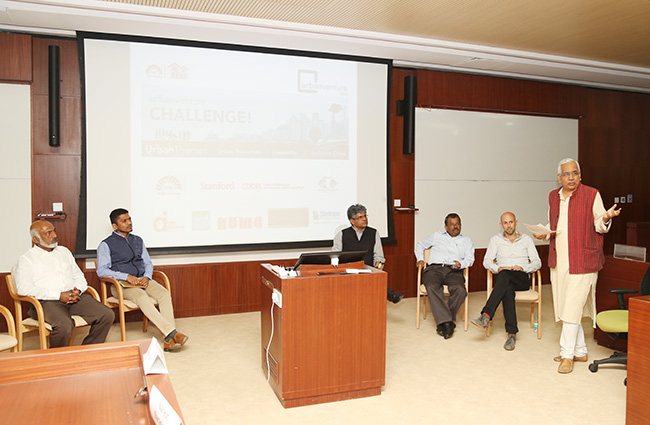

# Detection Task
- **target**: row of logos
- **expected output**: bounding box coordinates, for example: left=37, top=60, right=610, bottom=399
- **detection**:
left=154, top=176, right=338, bottom=195
left=151, top=210, right=342, bottom=232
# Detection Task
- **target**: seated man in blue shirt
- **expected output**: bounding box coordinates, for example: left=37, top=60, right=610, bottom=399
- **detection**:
left=332, top=204, right=403, bottom=303
left=415, top=213, right=475, bottom=339
left=97, top=208, right=188, bottom=352
left=471, top=212, right=541, bottom=350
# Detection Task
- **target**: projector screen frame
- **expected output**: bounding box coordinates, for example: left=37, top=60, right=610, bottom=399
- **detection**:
left=74, top=32, right=395, bottom=258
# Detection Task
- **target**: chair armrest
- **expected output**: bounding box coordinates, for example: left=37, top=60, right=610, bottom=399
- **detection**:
left=486, top=270, right=493, bottom=293
left=153, top=270, right=172, bottom=296
left=98, top=277, right=126, bottom=303
left=84, top=286, right=100, bottom=302
left=609, top=288, right=639, bottom=310
left=0, top=305, right=16, bottom=338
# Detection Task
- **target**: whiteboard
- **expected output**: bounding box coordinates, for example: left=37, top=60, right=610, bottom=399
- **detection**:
left=414, top=108, right=578, bottom=249
left=0, top=84, right=32, bottom=272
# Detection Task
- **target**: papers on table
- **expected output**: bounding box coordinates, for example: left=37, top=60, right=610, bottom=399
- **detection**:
left=523, top=223, right=559, bottom=236
left=149, top=385, right=183, bottom=425
left=143, top=337, right=168, bottom=375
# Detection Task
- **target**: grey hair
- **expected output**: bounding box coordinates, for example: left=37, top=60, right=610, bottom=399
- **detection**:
left=557, top=158, right=580, bottom=174
left=29, top=220, right=48, bottom=239
left=347, top=204, right=367, bottom=220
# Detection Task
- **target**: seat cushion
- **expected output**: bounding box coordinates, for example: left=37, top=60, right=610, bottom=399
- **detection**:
left=596, top=310, right=629, bottom=333
left=420, top=284, right=453, bottom=295
left=515, top=289, right=539, bottom=302
left=22, top=315, right=89, bottom=331
left=107, top=296, right=158, bottom=310
left=0, top=334, right=17, bottom=351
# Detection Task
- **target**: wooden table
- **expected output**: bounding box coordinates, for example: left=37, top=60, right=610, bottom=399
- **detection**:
left=0, top=339, right=184, bottom=424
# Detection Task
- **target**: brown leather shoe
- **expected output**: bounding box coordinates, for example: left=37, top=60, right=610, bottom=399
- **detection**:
left=558, top=358, right=574, bottom=374
left=553, top=354, right=588, bottom=362
left=163, top=338, right=181, bottom=352
left=173, top=332, right=188, bottom=346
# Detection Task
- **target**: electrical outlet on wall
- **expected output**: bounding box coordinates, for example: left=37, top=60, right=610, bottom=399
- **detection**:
left=614, top=197, right=620, bottom=203
left=272, top=288, right=282, bottom=308
left=620, top=195, right=626, bottom=204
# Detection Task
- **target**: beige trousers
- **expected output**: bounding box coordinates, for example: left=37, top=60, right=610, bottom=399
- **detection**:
left=112, top=279, right=176, bottom=337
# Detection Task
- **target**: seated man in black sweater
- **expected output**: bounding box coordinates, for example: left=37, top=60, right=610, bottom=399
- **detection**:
left=332, top=204, right=403, bottom=303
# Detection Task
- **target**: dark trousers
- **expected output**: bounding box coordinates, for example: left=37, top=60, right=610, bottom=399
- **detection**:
left=482, top=270, right=530, bottom=333
left=29, top=293, right=115, bottom=348
left=422, top=264, right=467, bottom=325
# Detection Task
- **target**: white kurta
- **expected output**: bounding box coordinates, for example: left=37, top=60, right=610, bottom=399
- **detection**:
left=550, top=190, right=610, bottom=326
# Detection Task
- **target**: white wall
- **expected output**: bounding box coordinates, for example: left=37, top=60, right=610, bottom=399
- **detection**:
left=0, top=83, right=32, bottom=271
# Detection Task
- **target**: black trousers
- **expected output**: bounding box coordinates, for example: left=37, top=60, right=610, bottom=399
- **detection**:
left=481, top=270, right=530, bottom=333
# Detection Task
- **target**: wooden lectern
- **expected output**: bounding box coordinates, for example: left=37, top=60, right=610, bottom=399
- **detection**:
left=260, top=262, right=387, bottom=408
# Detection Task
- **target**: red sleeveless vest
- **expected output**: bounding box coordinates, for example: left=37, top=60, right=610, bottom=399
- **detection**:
left=548, top=184, right=605, bottom=274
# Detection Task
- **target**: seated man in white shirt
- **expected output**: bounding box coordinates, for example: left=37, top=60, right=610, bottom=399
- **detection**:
left=14, top=220, right=115, bottom=348
left=415, top=213, right=475, bottom=339
left=471, top=212, right=541, bottom=351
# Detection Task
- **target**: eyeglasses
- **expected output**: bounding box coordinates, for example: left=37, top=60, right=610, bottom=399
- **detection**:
left=352, top=214, right=368, bottom=220
left=560, top=171, right=580, bottom=178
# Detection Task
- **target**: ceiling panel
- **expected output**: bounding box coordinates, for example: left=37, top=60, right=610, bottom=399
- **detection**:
left=103, top=0, right=650, bottom=67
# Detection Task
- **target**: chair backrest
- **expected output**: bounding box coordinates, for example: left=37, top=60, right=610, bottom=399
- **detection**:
left=641, top=265, right=650, bottom=296
left=5, top=273, right=19, bottom=298
left=423, top=248, right=430, bottom=265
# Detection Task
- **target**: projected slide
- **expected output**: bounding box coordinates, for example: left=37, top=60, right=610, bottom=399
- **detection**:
left=82, top=35, right=389, bottom=252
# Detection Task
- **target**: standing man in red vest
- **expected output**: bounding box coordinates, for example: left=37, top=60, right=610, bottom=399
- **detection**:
left=534, top=158, right=620, bottom=374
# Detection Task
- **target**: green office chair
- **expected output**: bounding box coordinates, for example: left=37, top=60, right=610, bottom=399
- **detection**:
left=589, top=264, right=650, bottom=374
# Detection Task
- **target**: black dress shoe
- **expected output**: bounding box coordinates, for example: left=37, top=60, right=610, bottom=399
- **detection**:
left=443, top=321, right=454, bottom=339
left=387, top=288, right=404, bottom=304
left=436, top=324, right=446, bottom=337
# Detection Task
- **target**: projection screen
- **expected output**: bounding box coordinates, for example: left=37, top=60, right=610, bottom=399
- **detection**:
left=77, top=33, right=392, bottom=255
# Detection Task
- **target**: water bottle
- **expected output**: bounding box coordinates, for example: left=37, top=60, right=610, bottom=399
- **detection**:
left=533, top=316, right=539, bottom=332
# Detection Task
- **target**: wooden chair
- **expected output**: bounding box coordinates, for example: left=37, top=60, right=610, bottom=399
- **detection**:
left=97, top=270, right=172, bottom=341
left=0, top=304, right=18, bottom=353
left=5, top=273, right=101, bottom=351
left=485, top=269, right=542, bottom=339
left=416, top=248, right=470, bottom=330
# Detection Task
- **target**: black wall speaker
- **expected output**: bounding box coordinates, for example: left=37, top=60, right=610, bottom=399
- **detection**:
left=396, top=75, right=417, bottom=154
left=48, top=45, right=60, bottom=147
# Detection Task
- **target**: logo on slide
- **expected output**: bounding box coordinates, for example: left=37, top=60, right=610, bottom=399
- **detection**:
left=297, top=70, right=318, bottom=93
left=167, top=63, right=188, bottom=80
left=153, top=211, right=183, bottom=232
left=312, top=210, right=340, bottom=223
left=144, top=63, right=188, bottom=80
left=192, top=211, right=210, bottom=231
left=145, top=65, right=163, bottom=78
left=155, top=176, right=182, bottom=196
left=318, top=177, right=338, bottom=190
left=297, top=69, right=348, bottom=95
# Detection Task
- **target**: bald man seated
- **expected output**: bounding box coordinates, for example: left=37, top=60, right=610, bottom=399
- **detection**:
left=14, top=220, right=115, bottom=348
left=471, top=212, right=541, bottom=351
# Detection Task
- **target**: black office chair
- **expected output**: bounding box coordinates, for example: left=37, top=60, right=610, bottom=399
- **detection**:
left=589, top=264, right=650, bottom=374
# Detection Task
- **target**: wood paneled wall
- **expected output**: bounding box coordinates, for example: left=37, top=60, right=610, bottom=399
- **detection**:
left=1, top=32, right=649, bottom=327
